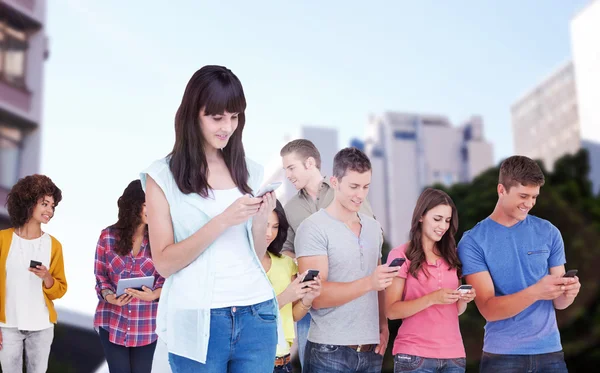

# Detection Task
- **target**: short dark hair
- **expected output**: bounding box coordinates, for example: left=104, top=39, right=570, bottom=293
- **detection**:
left=266, top=200, right=289, bottom=257
left=499, top=155, right=545, bottom=191
left=6, top=174, right=62, bottom=227
left=332, top=147, right=372, bottom=180
left=280, top=139, right=322, bottom=170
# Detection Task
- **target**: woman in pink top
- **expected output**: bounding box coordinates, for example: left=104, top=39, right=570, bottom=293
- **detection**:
left=385, top=188, right=476, bottom=373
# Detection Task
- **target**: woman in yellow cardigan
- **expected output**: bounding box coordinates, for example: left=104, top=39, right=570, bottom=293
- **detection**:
left=0, top=174, right=67, bottom=373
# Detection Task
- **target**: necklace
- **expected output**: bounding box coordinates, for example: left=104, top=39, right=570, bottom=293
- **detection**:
left=17, top=228, right=44, bottom=268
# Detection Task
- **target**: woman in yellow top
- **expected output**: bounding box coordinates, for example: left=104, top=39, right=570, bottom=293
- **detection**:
left=0, top=175, right=67, bottom=373
left=260, top=200, right=321, bottom=373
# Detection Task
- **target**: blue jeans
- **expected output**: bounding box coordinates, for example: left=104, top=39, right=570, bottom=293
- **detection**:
left=168, top=299, right=278, bottom=373
left=296, top=312, right=311, bottom=368
left=394, top=353, right=465, bottom=373
left=273, top=361, right=293, bottom=373
left=98, top=327, right=157, bottom=373
left=480, top=351, right=568, bottom=373
left=304, top=340, right=383, bottom=373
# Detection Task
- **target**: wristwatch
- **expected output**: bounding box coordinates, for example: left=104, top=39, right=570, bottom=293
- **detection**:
left=101, top=289, right=115, bottom=300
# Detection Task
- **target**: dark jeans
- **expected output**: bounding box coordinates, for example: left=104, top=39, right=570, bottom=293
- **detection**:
left=98, top=327, right=157, bottom=373
left=394, top=353, right=466, bottom=372
left=273, top=361, right=293, bottom=373
left=304, top=340, right=383, bottom=373
left=296, top=312, right=311, bottom=368
left=480, top=351, right=568, bottom=373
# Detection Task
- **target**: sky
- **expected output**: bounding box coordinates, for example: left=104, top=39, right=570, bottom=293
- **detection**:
left=40, top=0, right=590, bottom=314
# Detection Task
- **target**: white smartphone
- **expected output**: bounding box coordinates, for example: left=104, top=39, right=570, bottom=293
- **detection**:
left=255, top=182, right=282, bottom=198
left=457, top=284, right=472, bottom=294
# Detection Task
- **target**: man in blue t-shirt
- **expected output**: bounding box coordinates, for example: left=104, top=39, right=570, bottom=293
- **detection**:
left=458, top=155, right=581, bottom=372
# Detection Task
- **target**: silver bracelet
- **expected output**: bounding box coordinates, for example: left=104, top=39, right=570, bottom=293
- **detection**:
left=101, top=289, right=115, bottom=300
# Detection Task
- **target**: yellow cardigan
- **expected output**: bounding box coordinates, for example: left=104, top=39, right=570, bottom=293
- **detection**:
left=0, top=228, right=68, bottom=324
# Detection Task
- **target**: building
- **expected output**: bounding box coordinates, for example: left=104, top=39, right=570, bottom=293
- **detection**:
left=0, top=3, right=111, bottom=372
left=0, top=0, right=48, bottom=228
left=364, top=112, right=494, bottom=247
left=262, top=125, right=339, bottom=204
left=571, top=0, right=600, bottom=192
left=512, top=1, right=600, bottom=193
left=511, top=62, right=580, bottom=172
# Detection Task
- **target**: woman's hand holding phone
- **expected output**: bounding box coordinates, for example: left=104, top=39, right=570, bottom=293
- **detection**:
left=255, top=191, right=277, bottom=224
left=282, top=272, right=313, bottom=305
left=458, top=287, right=476, bottom=303
left=220, top=195, right=263, bottom=226
left=428, top=288, right=461, bottom=305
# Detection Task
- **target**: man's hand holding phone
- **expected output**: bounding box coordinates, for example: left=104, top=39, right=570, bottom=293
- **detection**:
left=533, top=274, right=576, bottom=301
left=370, top=264, right=400, bottom=291
left=562, top=270, right=581, bottom=299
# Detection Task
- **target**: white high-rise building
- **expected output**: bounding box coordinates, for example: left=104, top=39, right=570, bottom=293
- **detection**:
left=512, top=62, right=580, bottom=172
left=571, top=0, right=600, bottom=192
left=364, top=112, right=494, bottom=247
left=512, top=1, right=600, bottom=193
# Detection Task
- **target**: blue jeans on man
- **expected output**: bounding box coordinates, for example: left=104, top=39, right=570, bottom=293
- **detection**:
left=303, top=341, right=383, bottom=373
left=480, top=351, right=568, bottom=373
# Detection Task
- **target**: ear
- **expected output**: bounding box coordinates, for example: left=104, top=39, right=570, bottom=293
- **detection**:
left=305, top=157, right=315, bottom=169
left=497, top=183, right=505, bottom=197
left=330, top=176, right=338, bottom=188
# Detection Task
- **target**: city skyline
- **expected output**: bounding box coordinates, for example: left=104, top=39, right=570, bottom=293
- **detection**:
left=34, top=0, right=591, bottom=315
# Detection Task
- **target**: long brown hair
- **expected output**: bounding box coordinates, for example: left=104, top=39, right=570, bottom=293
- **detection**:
left=110, top=180, right=146, bottom=256
left=169, top=65, right=251, bottom=197
left=405, top=188, right=461, bottom=278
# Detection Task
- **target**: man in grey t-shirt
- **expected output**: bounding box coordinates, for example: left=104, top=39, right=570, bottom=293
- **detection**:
left=296, top=147, right=398, bottom=373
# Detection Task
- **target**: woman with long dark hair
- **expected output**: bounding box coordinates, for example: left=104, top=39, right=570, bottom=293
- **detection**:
left=260, top=200, right=321, bottom=373
left=94, top=180, right=164, bottom=373
left=0, top=174, right=67, bottom=373
left=141, top=65, right=282, bottom=372
left=385, top=188, right=476, bottom=373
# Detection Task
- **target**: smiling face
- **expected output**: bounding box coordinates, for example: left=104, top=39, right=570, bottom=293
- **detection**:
left=420, top=204, right=452, bottom=243
left=31, top=196, right=55, bottom=225
left=498, top=182, right=540, bottom=223
left=199, top=108, right=239, bottom=152
left=331, top=169, right=371, bottom=213
left=282, top=152, right=318, bottom=190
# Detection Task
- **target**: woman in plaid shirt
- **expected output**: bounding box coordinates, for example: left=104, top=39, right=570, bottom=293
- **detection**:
left=94, top=180, right=165, bottom=373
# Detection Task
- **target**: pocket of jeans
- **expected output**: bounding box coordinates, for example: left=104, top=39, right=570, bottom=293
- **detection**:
left=314, top=344, right=339, bottom=353
left=394, top=354, right=423, bottom=370
left=255, top=312, right=276, bottom=322
left=451, top=357, right=466, bottom=368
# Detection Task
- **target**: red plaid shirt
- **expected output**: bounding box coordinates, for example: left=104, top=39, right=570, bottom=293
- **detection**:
left=93, top=227, right=164, bottom=347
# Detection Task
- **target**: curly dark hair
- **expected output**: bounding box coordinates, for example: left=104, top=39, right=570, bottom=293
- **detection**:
left=6, top=174, right=62, bottom=228
left=266, top=200, right=289, bottom=258
left=110, top=180, right=147, bottom=256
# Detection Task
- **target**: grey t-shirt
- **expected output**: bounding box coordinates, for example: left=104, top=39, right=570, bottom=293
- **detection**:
left=295, top=209, right=383, bottom=345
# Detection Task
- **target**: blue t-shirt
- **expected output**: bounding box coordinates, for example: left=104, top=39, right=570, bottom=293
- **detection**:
left=458, top=215, right=566, bottom=355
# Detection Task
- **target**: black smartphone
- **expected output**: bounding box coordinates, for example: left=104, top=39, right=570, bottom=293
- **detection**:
left=563, top=269, right=578, bottom=278
left=388, top=258, right=406, bottom=267
left=30, top=260, right=42, bottom=269
left=302, top=269, right=320, bottom=283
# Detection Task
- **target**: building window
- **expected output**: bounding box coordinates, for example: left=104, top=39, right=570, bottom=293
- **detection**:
left=372, top=148, right=384, bottom=158
left=394, top=130, right=416, bottom=140
left=0, top=124, right=23, bottom=189
left=0, top=20, right=28, bottom=89
left=443, top=172, right=454, bottom=186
